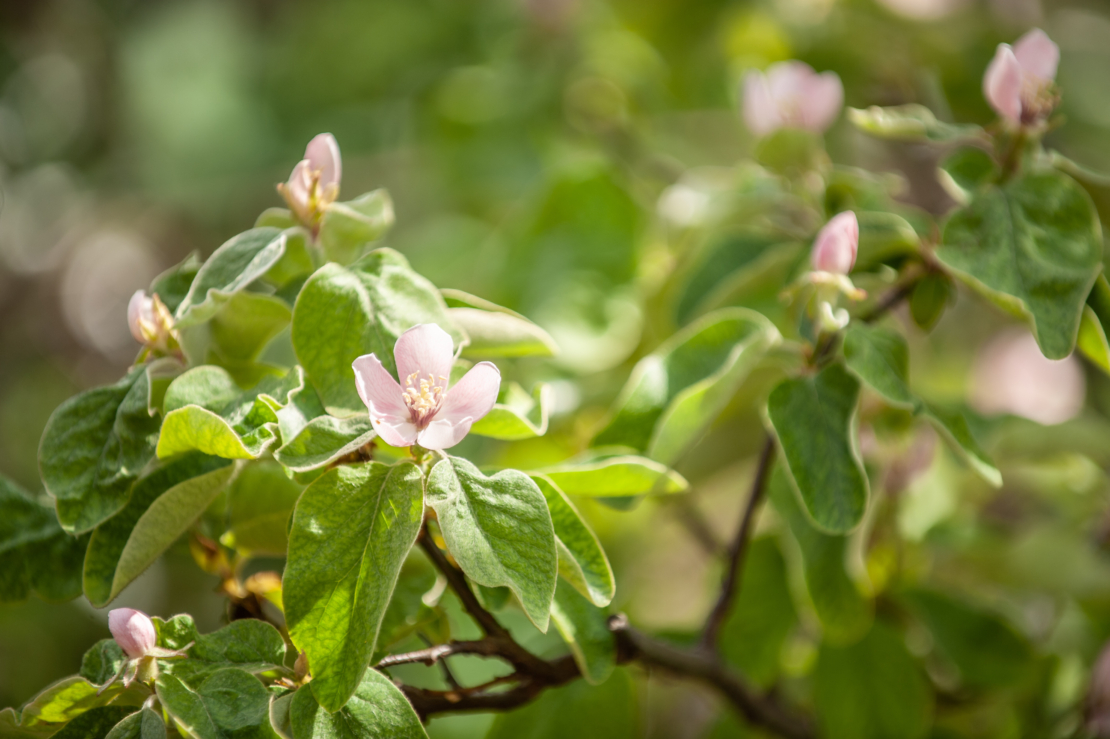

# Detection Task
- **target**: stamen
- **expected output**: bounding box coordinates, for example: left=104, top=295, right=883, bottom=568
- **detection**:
left=401, top=370, right=445, bottom=427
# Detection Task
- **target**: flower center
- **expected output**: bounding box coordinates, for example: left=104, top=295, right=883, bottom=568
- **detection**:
left=402, top=372, right=446, bottom=427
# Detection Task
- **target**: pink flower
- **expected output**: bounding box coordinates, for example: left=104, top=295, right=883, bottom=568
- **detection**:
left=811, top=211, right=859, bottom=275
left=278, top=133, right=342, bottom=227
left=971, top=329, right=1085, bottom=425
left=743, top=62, right=843, bottom=137
left=127, top=290, right=179, bottom=356
left=983, top=28, right=1059, bottom=126
left=109, top=608, right=157, bottom=659
left=127, top=291, right=155, bottom=344
left=353, top=324, right=501, bottom=450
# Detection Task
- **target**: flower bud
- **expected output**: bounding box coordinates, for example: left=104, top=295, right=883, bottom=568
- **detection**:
left=743, top=61, right=843, bottom=137
left=109, top=608, right=157, bottom=659
left=127, top=290, right=154, bottom=344
left=279, top=133, right=342, bottom=229
left=127, top=290, right=180, bottom=357
left=983, top=28, right=1059, bottom=126
left=811, top=211, right=859, bottom=275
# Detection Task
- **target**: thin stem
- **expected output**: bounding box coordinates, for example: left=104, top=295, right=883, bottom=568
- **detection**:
left=375, top=638, right=505, bottom=669
left=700, top=435, right=776, bottom=650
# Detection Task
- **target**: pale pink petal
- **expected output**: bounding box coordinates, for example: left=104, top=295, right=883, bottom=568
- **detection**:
left=284, top=160, right=314, bottom=217
left=128, top=290, right=149, bottom=343
left=394, top=324, right=455, bottom=392
left=811, top=211, right=859, bottom=274
left=984, top=45, right=1024, bottom=124
left=1013, top=28, right=1059, bottom=82
left=801, top=72, right=844, bottom=133
left=417, top=418, right=473, bottom=451
left=305, top=133, right=342, bottom=190
left=437, top=361, right=501, bottom=426
left=765, top=61, right=813, bottom=101
left=352, top=354, right=419, bottom=447
left=742, top=71, right=781, bottom=136
left=109, top=608, right=157, bottom=659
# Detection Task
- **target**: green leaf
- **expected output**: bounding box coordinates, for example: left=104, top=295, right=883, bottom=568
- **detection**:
left=225, top=461, right=303, bottom=556
left=51, top=707, right=135, bottom=739
left=80, top=639, right=127, bottom=686
left=767, top=363, right=868, bottom=534
left=156, top=669, right=277, bottom=739
left=291, top=248, right=463, bottom=417
left=0, top=475, right=87, bottom=604
left=374, top=554, right=442, bottom=657
left=843, top=323, right=914, bottom=408
left=719, top=537, right=797, bottom=688
left=40, top=366, right=162, bottom=534
left=268, top=694, right=293, bottom=739
left=284, top=462, right=424, bottom=713
left=770, top=468, right=872, bottom=644
left=318, top=190, right=395, bottom=266
left=446, top=307, right=558, bottom=358
left=427, top=457, right=557, bottom=631
left=155, top=617, right=286, bottom=686
left=937, top=170, right=1102, bottom=359
left=175, top=228, right=287, bottom=327
left=919, top=403, right=1002, bottom=487
left=550, top=579, right=615, bottom=685
left=901, top=588, right=1033, bottom=688
left=208, top=293, right=292, bottom=364
left=909, top=272, right=953, bottom=332
left=938, top=148, right=998, bottom=203
left=814, top=622, right=933, bottom=739
left=255, top=208, right=297, bottom=230
left=854, top=211, right=920, bottom=271
left=1078, top=306, right=1110, bottom=374
left=469, top=382, right=552, bottom=440
left=84, top=454, right=235, bottom=606
left=1048, top=150, right=1110, bottom=188
left=150, top=253, right=202, bottom=315
left=263, top=229, right=315, bottom=289
left=290, top=669, right=427, bottom=739
left=594, top=309, right=779, bottom=464
left=532, top=476, right=614, bottom=607
left=18, top=677, right=138, bottom=726
left=104, top=707, right=166, bottom=739
left=273, top=415, right=375, bottom=473
left=754, top=128, right=827, bottom=175
left=536, top=456, right=688, bottom=497
left=848, top=104, right=984, bottom=143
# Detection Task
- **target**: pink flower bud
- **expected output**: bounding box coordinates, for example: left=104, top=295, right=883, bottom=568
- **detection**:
left=983, top=29, right=1059, bottom=126
left=109, top=608, right=157, bottom=659
left=279, top=134, right=343, bottom=228
left=305, top=133, right=341, bottom=192
left=127, top=291, right=154, bottom=344
left=742, top=61, right=843, bottom=137
left=811, top=211, right=859, bottom=275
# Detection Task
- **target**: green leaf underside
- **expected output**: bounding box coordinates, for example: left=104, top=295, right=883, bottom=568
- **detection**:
left=447, top=307, right=558, bottom=358
left=80, top=639, right=127, bottom=685
left=536, top=456, right=688, bottom=497
left=284, top=462, right=424, bottom=713
left=290, top=669, right=427, bottom=738
left=175, top=228, right=287, bottom=327
left=154, top=616, right=286, bottom=685
left=16, top=676, right=141, bottom=726
left=550, top=579, right=616, bottom=685
left=1078, top=306, right=1110, bottom=374
left=274, top=415, right=375, bottom=472
left=208, top=292, right=292, bottom=364
left=532, top=475, right=614, bottom=607
left=40, top=366, right=161, bottom=534
left=227, top=461, right=304, bottom=556
left=156, top=669, right=276, bottom=739
left=814, top=622, right=933, bottom=739
left=84, top=454, right=234, bottom=606
left=470, top=382, right=552, bottom=440
left=0, top=475, right=87, bottom=604
left=937, top=170, right=1102, bottom=359
left=767, top=363, right=869, bottom=534
left=848, top=104, right=984, bottom=143
left=52, top=707, right=136, bottom=739
left=104, top=707, right=166, bottom=739
left=318, top=189, right=395, bottom=266
left=291, top=248, right=463, bottom=417
left=594, top=308, right=779, bottom=464
left=150, top=253, right=202, bottom=315
left=426, top=457, right=558, bottom=632
left=770, top=468, right=872, bottom=644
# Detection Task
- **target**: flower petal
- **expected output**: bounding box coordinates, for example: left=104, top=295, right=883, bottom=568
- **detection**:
left=128, top=290, right=149, bottom=344
left=109, top=608, right=157, bottom=659
left=394, top=324, right=455, bottom=392
left=437, top=361, right=501, bottom=426
left=1013, top=28, right=1059, bottom=82
left=811, top=211, right=859, bottom=275
left=352, top=353, right=418, bottom=447
left=283, top=160, right=314, bottom=220
left=984, top=44, right=1024, bottom=124
left=801, top=71, right=844, bottom=133
left=742, top=71, right=781, bottom=137
left=417, top=418, right=472, bottom=451
left=765, top=61, right=813, bottom=101
left=305, top=133, right=342, bottom=190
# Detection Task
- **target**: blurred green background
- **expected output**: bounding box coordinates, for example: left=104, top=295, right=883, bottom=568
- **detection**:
left=5, top=0, right=1110, bottom=735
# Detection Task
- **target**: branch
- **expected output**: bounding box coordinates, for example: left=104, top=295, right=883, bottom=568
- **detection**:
left=858, top=269, right=925, bottom=324
left=401, top=655, right=580, bottom=717
left=610, top=616, right=813, bottom=739
left=700, top=434, right=776, bottom=649
left=376, top=639, right=502, bottom=669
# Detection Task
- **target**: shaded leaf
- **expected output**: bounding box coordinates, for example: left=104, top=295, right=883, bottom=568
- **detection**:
left=155, top=616, right=286, bottom=686
left=535, top=456, right=687, bottom=497
left=532, top=475, right=614, bottom=607
left=226, top=461, right=303, bottom=556
left=318, top=190, right=394, bottom=266
left=848, top=105, right=984, bottom=143
left=0, top=475, right=87, bottom=604
left=470, top=382, right=552, bottom=440
left=274, top=415, right=375, bottom=473
left=157, top=669, right=277, bottom=739
left=208, top=293, right=292, bottom=364
left=550, top=579, right=615, bottom=685
left=176, top=228, right=287, bottom=327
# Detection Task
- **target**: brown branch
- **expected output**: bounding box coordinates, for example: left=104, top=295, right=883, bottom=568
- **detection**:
left=610, top=616, right=813, bottom=739
left=375, top=638, right=506, bottom=669
left=401, top=655, right=581, bottom=717
left=858, top=269, right=925, bottom=324
left=700, top=435, right=776, bottom=649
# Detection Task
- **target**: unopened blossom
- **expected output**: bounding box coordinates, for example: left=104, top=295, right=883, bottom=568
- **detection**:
left=811, top=211, right=858, bottom=275
left=983, top=28, right=1059, bottom=126
left=109, top=608, right=157, bottom=659
left=971, top=329, right=1085, bottom=425
left=127, top=290, right=179, bottom=357
left=743, top=62, right=844, bottom=137
left=353, top=324, right=500, bottom=451
left=278, top=133, right=342, bottom=229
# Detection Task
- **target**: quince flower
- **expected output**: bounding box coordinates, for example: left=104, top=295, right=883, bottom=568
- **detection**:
left=784, top=211, right=865, bottom=333
left=743, top=61, right=843, bottom=137
left=278, top=133, right=342, bottom=231
left=353, top=324, right=500, bottom=451
left=103, top=608, right=191, bottom=690
left=811, top=211, right=858, bottom=275
left=128, top=290, right=180, bottom=359
left=983, top=29, right=1059, bottom=127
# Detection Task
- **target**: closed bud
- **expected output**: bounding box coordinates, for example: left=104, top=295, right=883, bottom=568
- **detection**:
left=983, top=28, right=1059, bottom=126
left=127, top=290, right=180, bottom=358
left=109, top=608, right=157, bottom=659
left=811, top=211, right=859, bottom=275
left=278, top=133, right=342, bottom=230
left=742, top=61, right=843, bottom=137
